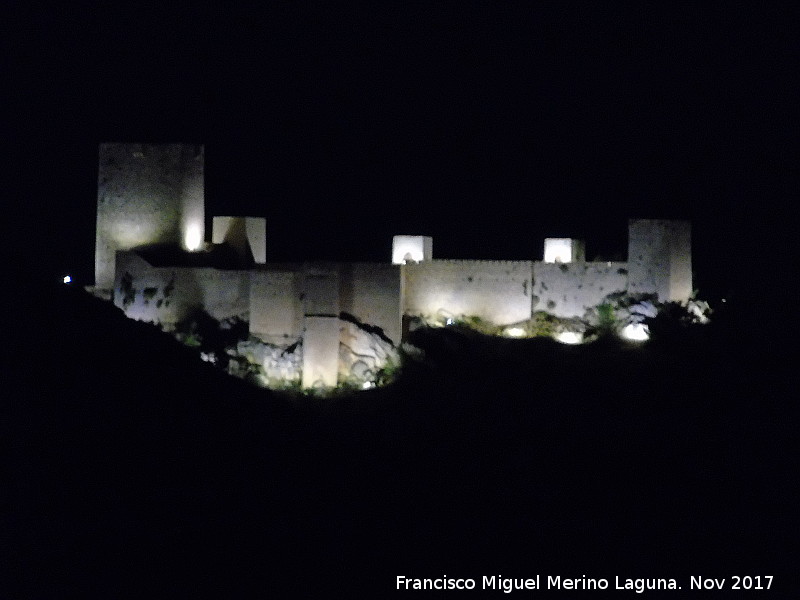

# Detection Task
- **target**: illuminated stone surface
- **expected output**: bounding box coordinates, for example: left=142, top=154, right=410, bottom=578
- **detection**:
left=113, top=250, right=250, bottom=325
left=627, top=219, right=691, bottom=303
left=392, top=235, right=432, bottom=264
left=212, top=216, right=266, bottom=264
left=303, top=266, right=339, bottom=316
left=249, top=269, right=303, bottom=346
left=302, top=316, right=340, bottom=388
left=95, top=143, right=204, bottom=289
left=94, top=144, right=696, bottom=389
left=338, top=263, right=402, bottom=345
left=532, top=262, right=628, bottom=318
left=402, top=260, right=533, bottom=326
left=544, top=238, right=585, bottom=263
left=339, top=320, right=398, bottom=385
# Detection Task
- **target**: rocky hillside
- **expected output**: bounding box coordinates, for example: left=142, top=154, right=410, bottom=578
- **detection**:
left=8, top=276, right=795, bottom=596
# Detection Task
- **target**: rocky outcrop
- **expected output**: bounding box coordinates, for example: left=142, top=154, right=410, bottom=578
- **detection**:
left=338, top=319, right=399, bottom=387
left=234, top=338, right=303, bottom=388
left=230, top=316, right=400, bottom=390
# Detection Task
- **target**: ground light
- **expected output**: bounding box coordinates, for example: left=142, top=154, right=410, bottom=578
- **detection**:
left=63, top=275, right=72, bottom=284
left=555, top=331, right=583, bottom=344
left=621, top=323, right=650, bottom=341
left=505, top=327, right=526, bottom=338
left=184, top=224, right=203, bottom=251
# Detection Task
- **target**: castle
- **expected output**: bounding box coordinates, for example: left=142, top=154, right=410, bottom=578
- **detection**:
left=94, top=143, right=692, bottom=389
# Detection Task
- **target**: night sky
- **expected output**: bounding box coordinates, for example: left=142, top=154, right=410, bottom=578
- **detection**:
left=10, top=4, right=799, bottom=298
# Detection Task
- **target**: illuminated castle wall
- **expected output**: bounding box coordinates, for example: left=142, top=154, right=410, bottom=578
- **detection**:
left=402, top=260, right=533, bottom=325
left=95, top=144, right=692, bottom=388
left=113, top=250, right=251, bottom=324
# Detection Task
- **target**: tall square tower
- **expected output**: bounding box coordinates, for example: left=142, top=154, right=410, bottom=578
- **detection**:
left=95, top=143, right=204, bottom=289
left=627, top=219, right=691, bottom=302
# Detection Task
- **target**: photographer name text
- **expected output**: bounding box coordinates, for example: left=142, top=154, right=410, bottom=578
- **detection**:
left=396, top=575, right=774, bottom=593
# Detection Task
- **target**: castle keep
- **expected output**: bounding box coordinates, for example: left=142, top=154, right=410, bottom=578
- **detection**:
left=95, top=143, right=692, bottom=389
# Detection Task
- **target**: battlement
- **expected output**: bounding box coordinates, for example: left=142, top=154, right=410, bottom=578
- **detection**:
left=543, top=238, right=585, bottom=263
left=392, top=235, right=432, bottom=264
left=419, top=259, right=535, bottom=266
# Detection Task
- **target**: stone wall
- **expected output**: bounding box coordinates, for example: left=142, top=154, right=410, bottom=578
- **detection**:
left=402, top=260, right=533, bottom=326
left=249, top=268, right=303, bottom=346
left=532, top=261, right=629, bottom=318
left=301, top=316, right=340, bottom=388
left=303, top=265, right=340, bottom=316
left=113, top=251, right=249, bottom=326
left=192, top=268, right=250, bottom=321
left=339, top=263, right=402, bottom=344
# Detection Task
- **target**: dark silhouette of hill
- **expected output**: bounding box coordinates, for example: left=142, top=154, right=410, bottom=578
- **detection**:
left=8, top=276, right=796, bottom=596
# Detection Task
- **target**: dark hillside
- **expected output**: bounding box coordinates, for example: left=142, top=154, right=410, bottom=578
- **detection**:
left=8, top=278, right=796, bottom=596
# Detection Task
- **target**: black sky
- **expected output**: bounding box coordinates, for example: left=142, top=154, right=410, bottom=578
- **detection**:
left=9, top=3, right=799, bottom=297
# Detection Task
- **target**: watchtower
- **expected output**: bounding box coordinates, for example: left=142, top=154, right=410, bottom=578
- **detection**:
left=627, top=219, right=692, bottom=302
left=94, top=143, right=204, bottom=289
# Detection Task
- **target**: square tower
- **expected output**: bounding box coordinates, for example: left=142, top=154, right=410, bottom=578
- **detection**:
left=627, top=219, right=692, bottom=302
left=95, top=143, right=204, bottom=289
left=392, top=235, right=433, bottom=264
left=543, top=238, right=585, bottom=263
left=212, top=216, right=266, bottom=264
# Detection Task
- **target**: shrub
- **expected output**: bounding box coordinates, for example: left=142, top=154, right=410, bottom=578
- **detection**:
left=644, top=301, right=707, bottom=344
left=174, top=310, right=248, bottom=368
left=583, top=303, right=620, bottom=340
left=454, top=315, right=501, bottom=336
left=529, top=311, right=560, bottom=337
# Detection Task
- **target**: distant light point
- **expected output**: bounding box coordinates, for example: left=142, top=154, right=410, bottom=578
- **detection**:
left=63, top=275, right=72, bottom=284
